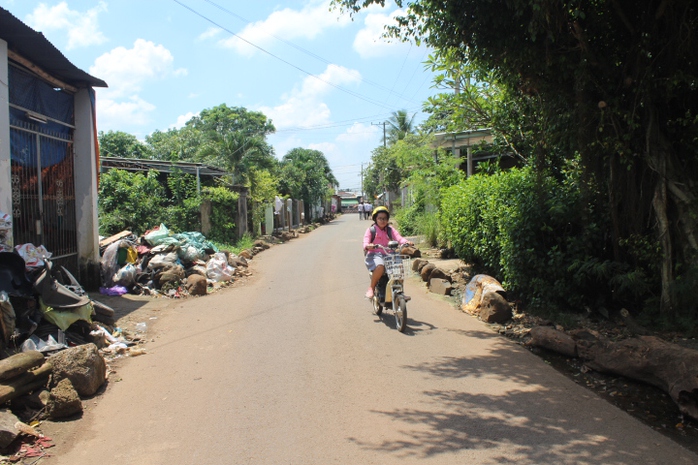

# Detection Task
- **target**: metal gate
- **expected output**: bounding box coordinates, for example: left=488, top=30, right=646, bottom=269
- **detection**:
left=9, top=118, right=78, bottom=274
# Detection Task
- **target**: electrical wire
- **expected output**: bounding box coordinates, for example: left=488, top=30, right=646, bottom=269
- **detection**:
left=200, top=0, right=424, bottom=106
left=172, top=0, right=398, bottom=111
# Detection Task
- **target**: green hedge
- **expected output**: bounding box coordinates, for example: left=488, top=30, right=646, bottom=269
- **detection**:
left=441, top=165, right=609, bottom=312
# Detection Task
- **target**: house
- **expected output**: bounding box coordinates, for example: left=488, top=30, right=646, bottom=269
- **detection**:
left=433, top=128, right=520, bottom=176
left=0, top=7, right=107, bottom=286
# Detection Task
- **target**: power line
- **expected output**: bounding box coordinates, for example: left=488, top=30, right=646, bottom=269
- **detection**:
left=200, top=0, right=425, bottom=106
left=172, top=0, right=400, bottom=111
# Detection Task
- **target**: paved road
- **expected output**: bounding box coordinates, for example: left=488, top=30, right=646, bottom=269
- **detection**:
left=44, top=215, right=697, bottom=464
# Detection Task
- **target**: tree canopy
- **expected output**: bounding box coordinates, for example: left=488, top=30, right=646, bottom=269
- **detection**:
left=334, top=0, right=698, bottom=315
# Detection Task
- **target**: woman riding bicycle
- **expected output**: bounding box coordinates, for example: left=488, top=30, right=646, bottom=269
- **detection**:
left=363, top=206, right=413, bottom=299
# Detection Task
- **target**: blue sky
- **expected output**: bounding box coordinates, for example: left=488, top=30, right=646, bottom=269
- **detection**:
left=1, top=0, right=437, bottom=190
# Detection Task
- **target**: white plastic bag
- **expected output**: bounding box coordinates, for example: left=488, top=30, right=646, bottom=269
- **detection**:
left=206, top=252, right=235, bottom=282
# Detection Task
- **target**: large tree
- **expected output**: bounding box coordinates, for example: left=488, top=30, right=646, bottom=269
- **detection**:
left=334, top=0, right=698, bottom=315
left=279, top=148, right=338, bottom=221
left=99, top=130, right=152, bottom=159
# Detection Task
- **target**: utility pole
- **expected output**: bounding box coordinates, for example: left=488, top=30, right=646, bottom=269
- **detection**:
left=372, top=121, right=387, bottom=148
left=360, top=162, right=364, bottom=200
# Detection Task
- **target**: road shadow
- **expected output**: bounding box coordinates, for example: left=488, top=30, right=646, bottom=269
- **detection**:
left=87, top=293, right=158, bottom=321
left=348, top=343, right=693, bottom=464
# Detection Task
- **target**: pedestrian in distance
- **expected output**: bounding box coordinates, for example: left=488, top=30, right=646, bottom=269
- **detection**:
left=364, top=201, right=372, bottom=220
left=358, top=201, right=364, bottom=220
left=363, top=206, right=413, bottom=299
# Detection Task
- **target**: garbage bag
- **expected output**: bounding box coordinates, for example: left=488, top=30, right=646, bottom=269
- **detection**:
left=206, top=252, right=235, bottom=282
left=143, top=224, right=172, bottom=246
left=101, top=241, right=122, bottom=287
left=114, top=263, right=137, bottom=286
left=147, top=251, right=179, bottom=270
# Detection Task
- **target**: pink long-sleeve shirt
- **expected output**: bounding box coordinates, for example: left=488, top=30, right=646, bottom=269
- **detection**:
left=363, top=224, right=409, bottom=254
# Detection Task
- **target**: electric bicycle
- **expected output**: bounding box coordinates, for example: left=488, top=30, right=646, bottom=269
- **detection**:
left=369, top=242, right=411, bottom=332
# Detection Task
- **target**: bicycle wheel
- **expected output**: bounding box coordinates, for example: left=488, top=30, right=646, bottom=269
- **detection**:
left=394, top=295, right=407, bottom=332
left=372, top=292, right=383, bottom=315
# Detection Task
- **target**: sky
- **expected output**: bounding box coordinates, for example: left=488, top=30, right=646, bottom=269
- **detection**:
left=1, top=0, right=438, bottom=191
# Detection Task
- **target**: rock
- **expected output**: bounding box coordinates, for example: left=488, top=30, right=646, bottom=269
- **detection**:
left=427, top=267, right=451, bottom=282
left=479, top=292, right=512, bottom=324
left=429, top=278, right=453, bottom=296
left=0, top=409, right=20, bottom=448
left=401, top=246, right=421, bottom=258
left=253, top=240, right=270, bottom=250
left=230, top=256, right=248, bottom=268
left=411, top=258, right=427, bottom=272
left=420, top=263, right=436, bottom=282
left=238, top=250, right=253, bottom=260
left=49, top=344, right=106, bottom=397
left=46, top=378, right=83, bottom=419
left=185, top=274, right=207, bottom=296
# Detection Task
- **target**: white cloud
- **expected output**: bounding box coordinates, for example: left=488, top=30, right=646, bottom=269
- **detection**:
left=26, top=1, right=108, bottom=50
left=170, top=112, right=198, bottom=129
left=258, top=64, right=361, bottom=129
left=90, top=39, right=181, bottom=98
left=96, top=94, right=156, bottom=130
left=218, top=0, right=351, bottom=57
left=337, top=122, right=379, bottom=143
left=90, top=40, right=186, bottom=130
left=353, top=9, right=411, bottom=58
left=198, top=27, right=222, bottom=41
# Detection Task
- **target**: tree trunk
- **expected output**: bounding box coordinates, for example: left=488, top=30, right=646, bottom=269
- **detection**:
left=0, top=361, right=52, bottom=404
left=528, top=326, right=698, bottom=419
left=0, top=351, right=45, bottom=382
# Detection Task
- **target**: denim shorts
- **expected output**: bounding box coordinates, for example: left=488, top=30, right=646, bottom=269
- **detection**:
left=364, top=252, right=385, bottom=272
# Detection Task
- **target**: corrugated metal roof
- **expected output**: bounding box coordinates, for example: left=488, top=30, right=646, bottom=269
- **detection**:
left=0, top=7, right=107, bottom=88
left=100, top=157, right=232, bottom=178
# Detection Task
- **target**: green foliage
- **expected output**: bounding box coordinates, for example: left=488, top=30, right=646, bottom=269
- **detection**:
left=333, top=0, right=698, bottom=320
left=162, top=170, right=201, bottom=233
left=201, top=186, right=239, bottom=244
left=279, top=148, right=337, bottom=220
left=384, top=109, right=417, bottom=146
left=98, top=169, right=166, bottom=236
left=249, top=168, right=279, bottom=233
left=441, top=164, right=660, bottom=313
left=99, top=130, right=152, bottom=159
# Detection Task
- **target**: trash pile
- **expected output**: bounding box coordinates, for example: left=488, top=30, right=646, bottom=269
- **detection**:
left=99, top=223, right=251, bottom=299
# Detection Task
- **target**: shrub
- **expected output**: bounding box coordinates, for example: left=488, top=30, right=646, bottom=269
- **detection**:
left=441, top=165, right=609, bottom=312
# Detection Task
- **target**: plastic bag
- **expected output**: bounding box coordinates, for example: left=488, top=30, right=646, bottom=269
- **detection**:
left=143, top=224, right=171, bottom=246
left=206, top=252, right=235, bottom=282
left=15, top=243, right=51, bottom=268
left=114, top=263, right=137, bottom=286
left=147, top=251, right=179, bottom=270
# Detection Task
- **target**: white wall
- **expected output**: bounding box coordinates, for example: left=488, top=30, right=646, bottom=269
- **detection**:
left=73, top=88, right=100, bottom=265
left=0, top=39, right=12, bottom=245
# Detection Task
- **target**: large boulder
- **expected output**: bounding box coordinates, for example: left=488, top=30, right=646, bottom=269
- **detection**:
left=479, top=292, right=512, bottom=323
left=49, top=344, right=106, bottom=397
